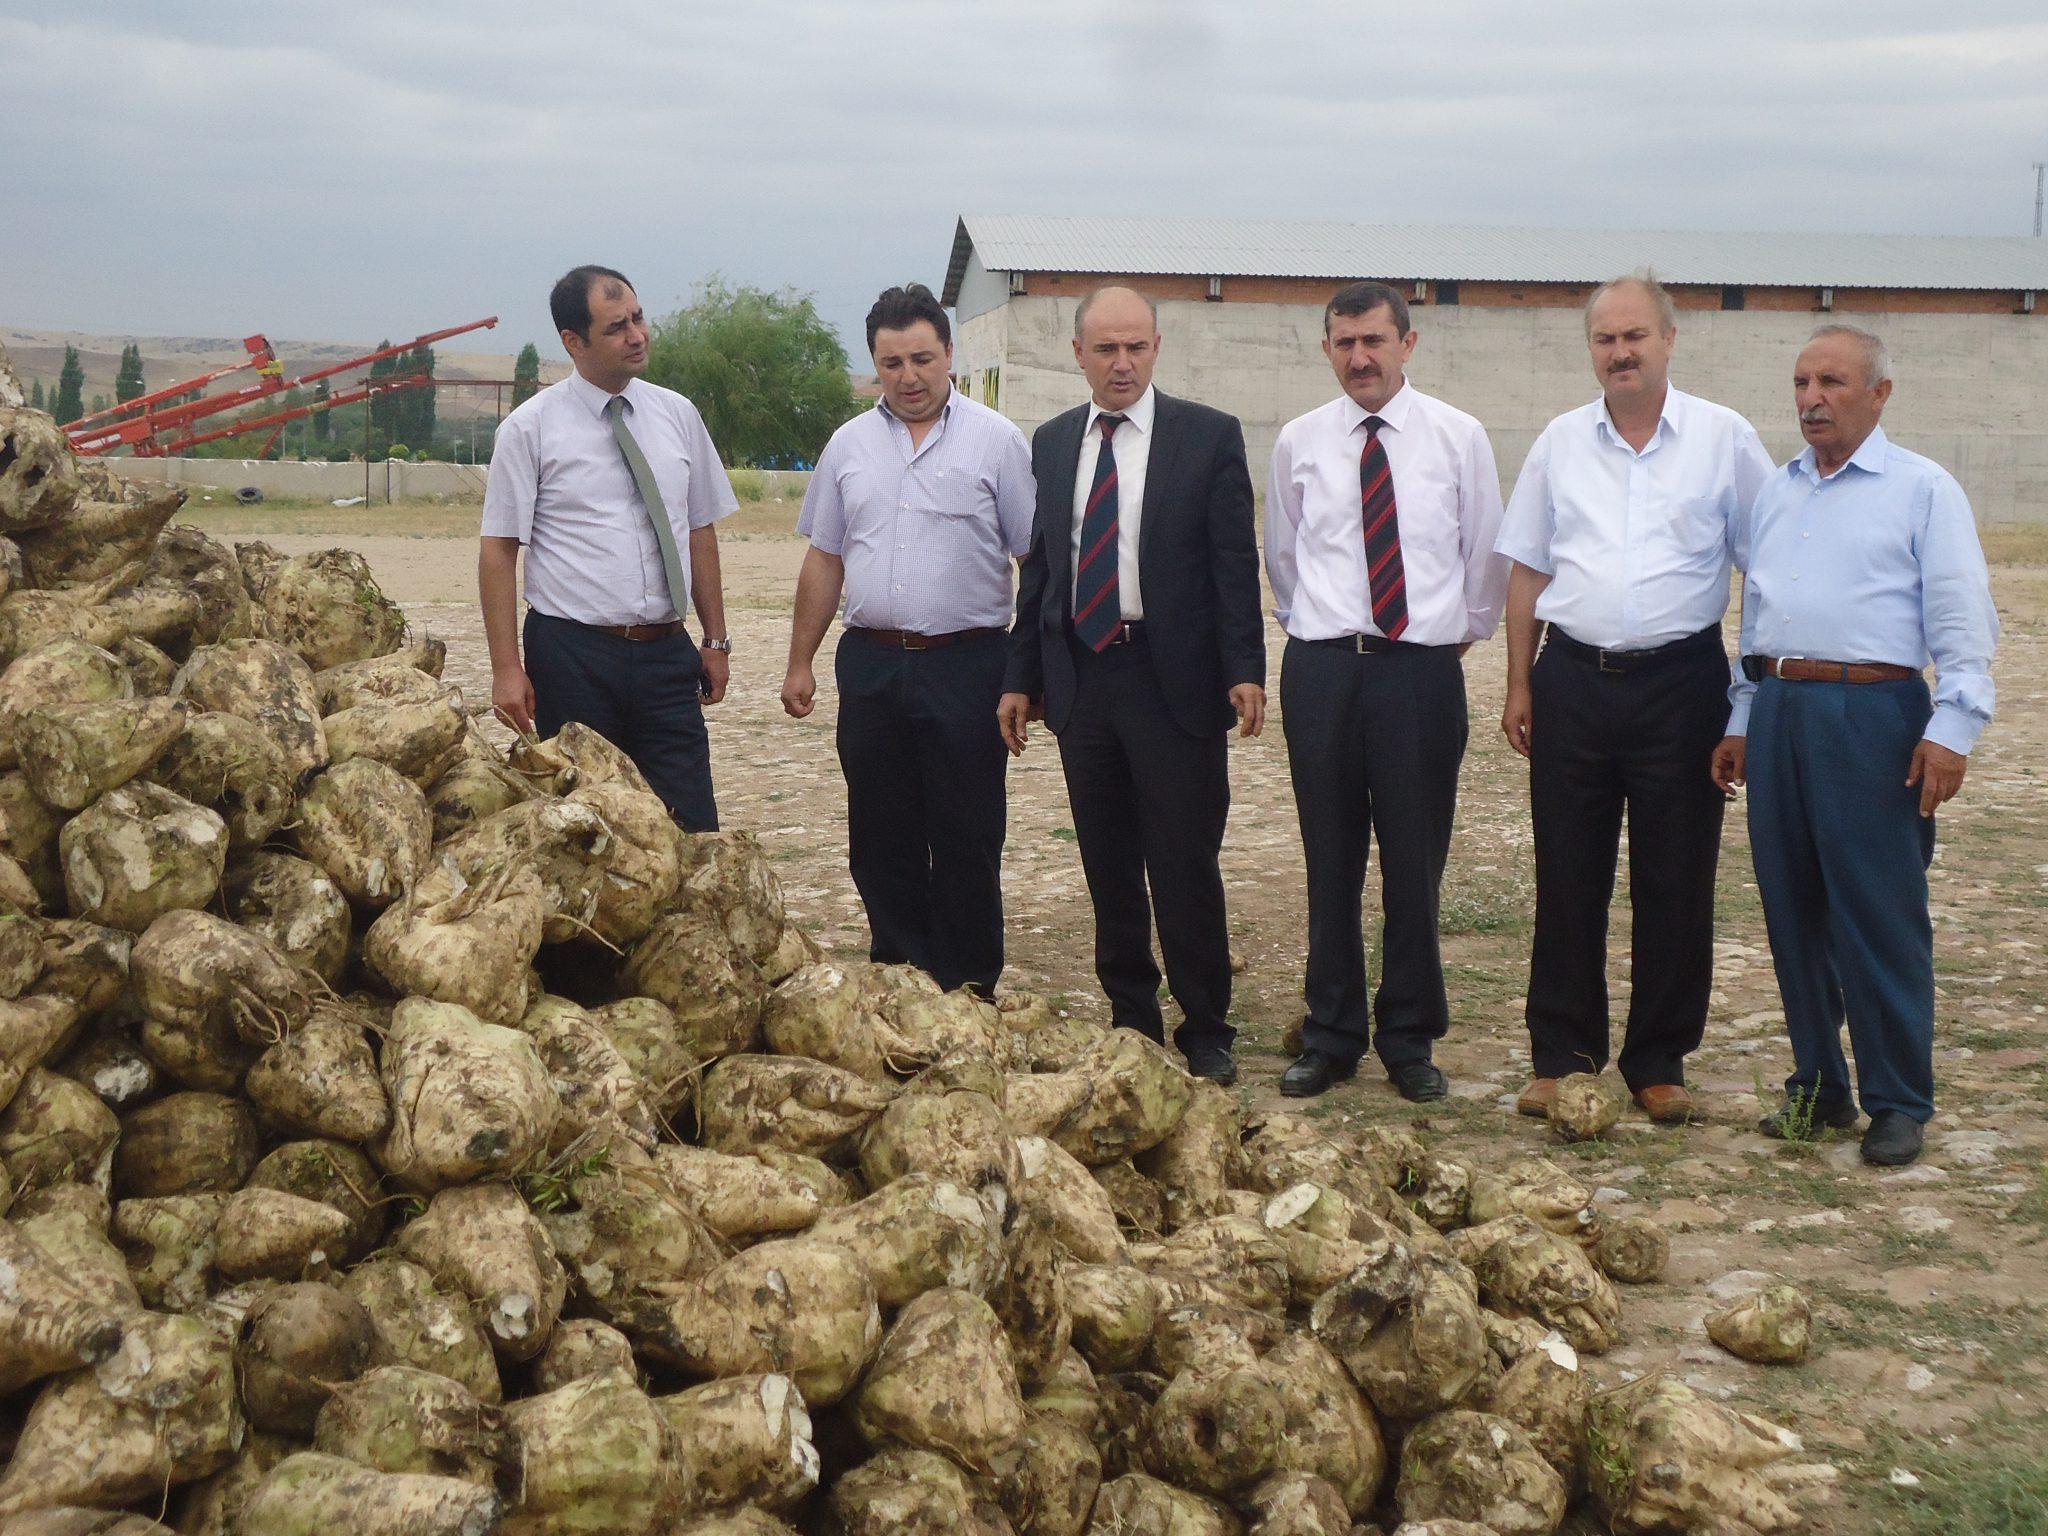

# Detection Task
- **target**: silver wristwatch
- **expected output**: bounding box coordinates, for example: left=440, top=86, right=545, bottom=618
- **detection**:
left=701, top=636, right=732, bottom=653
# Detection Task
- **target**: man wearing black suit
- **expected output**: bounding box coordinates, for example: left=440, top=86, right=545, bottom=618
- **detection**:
left=998, top=286, right=1266, bottom=1084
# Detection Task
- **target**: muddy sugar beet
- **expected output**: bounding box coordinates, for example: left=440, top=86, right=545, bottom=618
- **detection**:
left=0, top=415, right=1843, bottom=1536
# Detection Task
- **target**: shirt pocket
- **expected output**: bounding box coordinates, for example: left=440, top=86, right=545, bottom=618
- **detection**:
left=1669, top=493, right=1730, bottom=557
left=924, top=465, right=993, bottom=520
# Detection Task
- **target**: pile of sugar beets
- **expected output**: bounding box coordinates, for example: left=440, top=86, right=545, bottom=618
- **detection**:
left=0, top=403, right=1835, bottom=1536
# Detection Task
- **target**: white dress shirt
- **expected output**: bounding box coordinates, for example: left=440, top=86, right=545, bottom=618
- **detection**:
left=1266, top=381, right=1508, bottom=646
left=1071, top=385, right=1154, bottom=620
left=482, top=372, right=738, bottom=627
left=1495, top=386, right=1774, bottom=650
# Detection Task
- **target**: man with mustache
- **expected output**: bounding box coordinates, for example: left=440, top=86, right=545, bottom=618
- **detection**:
left=1713, top=325, right=1997, bottom=1167
left=782, top=283, right=1034, bottom=996
left=1266, top=281, right=1509, bottom=1100
left=481, top=265, right=737, bottom=829
left=1000, top=286, right=1265, bottom=1083
left=1495, top=271, right=1773, bottom=1124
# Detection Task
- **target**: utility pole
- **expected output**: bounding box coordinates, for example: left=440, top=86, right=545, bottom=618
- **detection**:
left=2036, top=161, right=2046, bottom=237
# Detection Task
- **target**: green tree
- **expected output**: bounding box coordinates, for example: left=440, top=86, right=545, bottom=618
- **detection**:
left=115, top=343, right=146, bottom=404
left=88, top=393, right=108, bottom=416
left=53, top=345, right=85, bottom=423
left=312, top=379, right=333, bottom=442
left=512, top=342, right=541, bottom=407
left=401, top=345, right=436, bottom=455
left=644, top=277, right=859, bottom=468
left=368, top=342, right=397, bottom=442
left=28, top=378, right=43, bottom=410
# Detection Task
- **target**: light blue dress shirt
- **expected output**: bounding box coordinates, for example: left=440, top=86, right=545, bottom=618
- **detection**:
left=1728, top=426, right=1998, bottom=755
left=798, top=390, right=1035, bottom=633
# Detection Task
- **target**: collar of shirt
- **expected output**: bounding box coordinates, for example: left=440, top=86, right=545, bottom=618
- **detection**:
left=564, top=369, right=637, bottom=419
left=1340, top=380, right=1417, bottom=438
left=1085, top=385, right=1156, bottom=440
left=877, top=388, right=955, bottom=458
left=1594, top=386, right=1684, bottom=455
left=1794, top=423, right=1891, bottom=485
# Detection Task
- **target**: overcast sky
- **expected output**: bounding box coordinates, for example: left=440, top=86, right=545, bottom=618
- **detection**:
left=3, top=2, right=2044, bottom=363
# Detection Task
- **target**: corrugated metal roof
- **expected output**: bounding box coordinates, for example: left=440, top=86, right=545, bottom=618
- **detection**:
left=941, top=214, right=2048, bottom=302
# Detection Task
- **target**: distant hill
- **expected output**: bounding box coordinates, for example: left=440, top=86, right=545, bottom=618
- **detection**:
left=1, top=325, right=568, bottom=420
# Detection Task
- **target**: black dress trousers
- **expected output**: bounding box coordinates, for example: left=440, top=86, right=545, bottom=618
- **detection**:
left=523, top=608, right=718, bottom=831
left=1281, top=637, right=1468, bottom=1068
left=1055, top=631, right=1234, bottom=1056
left=1524, top=627, right=1729, bottom=1091
left=833, top=629, right=1009, bottom=995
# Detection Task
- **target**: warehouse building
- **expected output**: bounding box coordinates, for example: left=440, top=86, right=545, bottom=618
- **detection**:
left=942, top=215, right=2048, bottom=521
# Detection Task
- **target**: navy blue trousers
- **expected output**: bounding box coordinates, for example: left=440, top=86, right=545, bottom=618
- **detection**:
left=834, top=629, right=1008, bottom=995
left=523, top=609, right=718, bottom=832
left=1746, top=675, right=1937, bottom=1121
left=1282, top=637, right=1467, bottom=1069
left=1056, top=634, right=1234, bottom=1057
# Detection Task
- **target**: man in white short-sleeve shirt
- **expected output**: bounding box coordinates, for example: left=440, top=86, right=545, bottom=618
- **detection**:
left=1494, top=270, right=1773, bottom=1125
left=480, top=265, right=738, bottom=829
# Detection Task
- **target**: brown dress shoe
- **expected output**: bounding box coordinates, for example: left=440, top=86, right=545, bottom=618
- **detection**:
left=1516, top=1078, right=1559, bottom=1119
left=1634, top=1084, right=1696, bottom=1124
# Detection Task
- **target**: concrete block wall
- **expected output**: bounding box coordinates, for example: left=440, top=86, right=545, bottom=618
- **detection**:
left=110, top=456, right=493, bottom=502
left=963, top=296, right=2048, bottom=522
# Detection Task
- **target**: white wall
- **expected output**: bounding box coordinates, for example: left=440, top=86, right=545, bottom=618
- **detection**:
left=980, top=295, right=2048, bottom=522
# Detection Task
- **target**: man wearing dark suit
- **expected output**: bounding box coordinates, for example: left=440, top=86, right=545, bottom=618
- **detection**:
left=998, top=286, right=1266, bottom=1084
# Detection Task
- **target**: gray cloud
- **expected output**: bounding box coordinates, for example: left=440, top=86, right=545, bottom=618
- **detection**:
left=2, top=1, right=2043, bottom=364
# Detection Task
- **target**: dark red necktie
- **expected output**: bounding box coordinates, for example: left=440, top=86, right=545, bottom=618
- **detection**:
left=1360, top=415, right=1407, bottom=640
left=1073, top=414, right=1126, bottom=651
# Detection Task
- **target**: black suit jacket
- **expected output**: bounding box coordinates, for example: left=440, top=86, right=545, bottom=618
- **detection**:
left=1005, top=391, right=1265, bottom=739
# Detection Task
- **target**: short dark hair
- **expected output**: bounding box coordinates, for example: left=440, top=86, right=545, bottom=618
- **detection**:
left=550, top=265, right=635, bottom=341
left=1324, top=281, right=1410, bottom=337
left=865, top=284, right=950, bottom=354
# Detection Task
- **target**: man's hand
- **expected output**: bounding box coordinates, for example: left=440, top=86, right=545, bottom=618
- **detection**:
left=1229, top=684, right=1266, bottom=739
left=492, top=663, right=536, bottom=737
left=781, top=663, right=817, bottom=719
left=699, top=647, right=730, bottom=706
left=998, top=692, right=1041, bottom=756
left=1710, top=734, right=1747, bottom=798
left=1906, top=739, right=1967, bottom=817
left=1501, top=683, right=1533, bottom=759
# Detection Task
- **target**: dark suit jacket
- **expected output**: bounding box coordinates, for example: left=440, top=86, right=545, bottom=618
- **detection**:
left=1005, top=391, right=1265, bottom=738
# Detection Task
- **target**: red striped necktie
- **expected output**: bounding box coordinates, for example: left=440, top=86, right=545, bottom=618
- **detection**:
left=1073, top=413, right=1127, bottom=651
left=1360, top=415, right=1407, bottom=641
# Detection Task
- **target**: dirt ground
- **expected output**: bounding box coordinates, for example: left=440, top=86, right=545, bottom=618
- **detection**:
left=193, top=495, right=2048, bottom=1532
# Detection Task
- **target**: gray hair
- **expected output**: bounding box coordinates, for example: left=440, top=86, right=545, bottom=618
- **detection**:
left=1074, top=286, right=1160, bottom=340
left=1585, top=268, right=1677, bottom=335
left=1806, top=323, right=1891, bottom=386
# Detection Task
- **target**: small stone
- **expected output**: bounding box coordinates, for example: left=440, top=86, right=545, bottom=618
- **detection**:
left=1904, top=1364, right=1936, bottom=1393
left=1895, top=1206, right=1953, bottom=1235
left=1888, top=1467, right=1922, bottom=1488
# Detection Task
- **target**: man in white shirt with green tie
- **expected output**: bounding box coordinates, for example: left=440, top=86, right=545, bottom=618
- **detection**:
left=480, top=265, right=738, bottom=829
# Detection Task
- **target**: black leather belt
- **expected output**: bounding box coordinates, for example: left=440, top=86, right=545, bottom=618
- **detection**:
left=847, top=626, right=1005, bottom=651
left=1305, top=633, right=1430, bottom=654
left=1072, top=620, right=1144, bottom=647
left=1547, top=625, right=1720, bottom=674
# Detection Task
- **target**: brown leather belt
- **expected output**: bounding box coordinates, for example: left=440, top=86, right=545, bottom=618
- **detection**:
left=847, top=626, right=1004, bottom=650
left=587, top=619, right=689, bottom=642
left=1747, top=655, right=1919, bottom=684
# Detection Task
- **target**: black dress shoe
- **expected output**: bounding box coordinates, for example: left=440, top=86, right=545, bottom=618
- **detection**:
left=1757, top=1093, right=1859, bottom=1140
left=1861, top=1109, right=1925, bottom=1167
left=1280, top=1049, right=1357, bottom=1098
left=1386, top=1059, right=1448, bottom=1103
left=1183, top=1046, right=1238, bottom=1086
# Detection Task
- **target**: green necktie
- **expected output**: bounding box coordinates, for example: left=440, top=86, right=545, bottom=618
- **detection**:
left=605, top=392, right=691, bottom=621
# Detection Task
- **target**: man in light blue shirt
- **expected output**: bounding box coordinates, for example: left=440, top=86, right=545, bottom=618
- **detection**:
left=781, top=284, right=1034, bottom=995
left=1713, top=323, right=1998, bottom=1168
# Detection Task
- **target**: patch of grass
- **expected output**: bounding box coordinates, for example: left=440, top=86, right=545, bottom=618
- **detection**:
left=727, top=467, right=769, bottom=502
left=1858, top=1415, right=2048, bottom=1534
left=1439, top=881, right=1530, bottom=936
left=1049, top=827, right=1077, bottom=842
